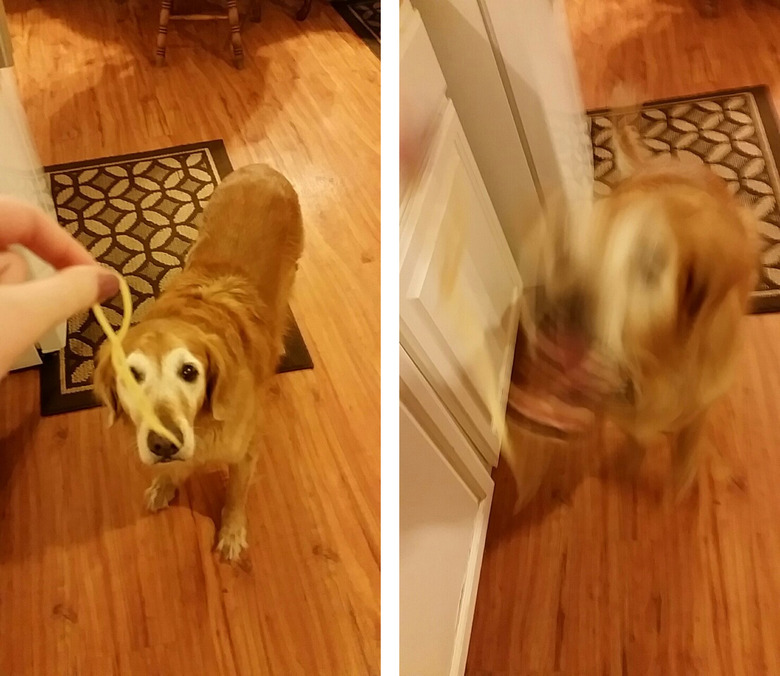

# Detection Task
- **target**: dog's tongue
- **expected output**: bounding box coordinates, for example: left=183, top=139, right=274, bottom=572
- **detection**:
left=507, top=383, right=595, bottom=435
left=508, top=329, right=611, bottom=436
left=543, top=331, right=590, bottom=371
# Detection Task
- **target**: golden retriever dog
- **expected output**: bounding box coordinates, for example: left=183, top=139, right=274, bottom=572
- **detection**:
left=513, top=102, right=759, bottom=497
left=94, top=163, right=304, bottom=560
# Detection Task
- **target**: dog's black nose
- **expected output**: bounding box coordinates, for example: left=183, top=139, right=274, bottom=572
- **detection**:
left=561, top=289, right=589, bottom=330
left=148, top=431, right=179, bottom=459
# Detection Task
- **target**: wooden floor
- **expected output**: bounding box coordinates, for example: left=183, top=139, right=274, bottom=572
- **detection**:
left=467, top=1, right=780, bottom=674
left=0, top=1, right=379, bottom=674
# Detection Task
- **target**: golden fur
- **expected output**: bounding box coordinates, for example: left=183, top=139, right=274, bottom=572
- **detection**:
left=94, top=163, right=304, bottom=560
left=527, top=104, right=759, bottom=496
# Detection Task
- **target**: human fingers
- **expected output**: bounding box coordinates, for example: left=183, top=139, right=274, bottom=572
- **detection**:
left=0, top=266, right=119, bottom=378
left=0, top=250, right=27, bottom=284
left=0, top=196, right=95, bottom=269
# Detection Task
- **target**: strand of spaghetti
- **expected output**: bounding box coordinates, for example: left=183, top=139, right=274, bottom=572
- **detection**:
left=91, top=274, right=180, bottom=446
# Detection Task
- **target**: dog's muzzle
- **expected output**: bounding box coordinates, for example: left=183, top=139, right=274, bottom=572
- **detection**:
left=148, top=430, right=181, bottom=462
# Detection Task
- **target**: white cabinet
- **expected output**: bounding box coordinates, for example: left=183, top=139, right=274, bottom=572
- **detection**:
left=401, top=100, right=521, bottom=467
left=400, top=3, right=515, bottom=674
left=401, top=0, right=521, bottom=472
left=400, top=347, right=493, bottom=676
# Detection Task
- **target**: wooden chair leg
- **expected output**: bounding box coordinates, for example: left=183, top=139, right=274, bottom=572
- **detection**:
left=156, top=0, right=173, bottom=66
left=114, top=0, right=129, bottom=21
left=296, top=0, right=313, bottom=21
left=227, top=0, right=244, bottom=69
left=249, top=0, right=261, bottom=22
left=701, top=0, right=718, bottom=16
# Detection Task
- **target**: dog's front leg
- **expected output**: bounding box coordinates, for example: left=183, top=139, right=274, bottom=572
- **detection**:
left=144, top=472, right=180, bottom=512
left=617, top=434, right=647, bottom=479
left=671, top=412, right=707, bottom=499
left=216, top=453, right=257, bottom=561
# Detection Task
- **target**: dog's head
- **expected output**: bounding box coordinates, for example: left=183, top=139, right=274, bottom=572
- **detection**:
left=93, top=318, right=231, bottom=466
left=536, top=177, right=756, bottom=391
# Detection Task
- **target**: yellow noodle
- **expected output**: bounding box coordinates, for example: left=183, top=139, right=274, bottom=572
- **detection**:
left=91, top=274, right=180, bottom=446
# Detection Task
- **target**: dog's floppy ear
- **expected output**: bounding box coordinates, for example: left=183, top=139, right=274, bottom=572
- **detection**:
left=205, top=337, right=230, bottom=422
left=679, top=255, right=732, bottom=331
left=92, top=341, right=121, bottom=426
left=680, top=262, right=708, bottom=324
left=679, top=233, right=748, bottom=330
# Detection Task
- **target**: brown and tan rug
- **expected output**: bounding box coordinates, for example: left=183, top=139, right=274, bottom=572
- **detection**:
left=40, top=140, right=312, bottom=416
left=589, top=85, right=780, bottom=314
left=332, top=1, right=380, bottom=59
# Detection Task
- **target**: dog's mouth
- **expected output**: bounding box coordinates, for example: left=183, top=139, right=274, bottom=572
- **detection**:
left=539, top=329, right=589, bottom=373
left=156, top=457, right=185, bottom=464
left=509, top=324, right=627, bottom=436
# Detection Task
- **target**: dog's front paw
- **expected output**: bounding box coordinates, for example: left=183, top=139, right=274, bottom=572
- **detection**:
left=144, top=476, right=177, bottom=512
left=216, top=522, right=248, bottom=562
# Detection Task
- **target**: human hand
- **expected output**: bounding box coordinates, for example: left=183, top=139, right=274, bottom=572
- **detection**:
left=0, top=196, right=119, bottom=379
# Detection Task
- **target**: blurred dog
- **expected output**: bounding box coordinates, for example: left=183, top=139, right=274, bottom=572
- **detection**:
left=522, top=102, right=759, bottom=495
left=94, top=163, right=304, bottom=560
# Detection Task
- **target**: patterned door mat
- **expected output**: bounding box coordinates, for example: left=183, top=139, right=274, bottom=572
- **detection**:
left=332, top=1, right=379, bottom=58
left=589, top=85, right=780, bottom=314
left=39, top=140, right=313, bottom=417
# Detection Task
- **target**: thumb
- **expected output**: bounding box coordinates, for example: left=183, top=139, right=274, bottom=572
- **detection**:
left=0, top=266, right=119, bottom=372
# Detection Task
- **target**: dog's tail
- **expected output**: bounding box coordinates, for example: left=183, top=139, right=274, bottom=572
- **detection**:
left=608, top=82, right=652, bottom=180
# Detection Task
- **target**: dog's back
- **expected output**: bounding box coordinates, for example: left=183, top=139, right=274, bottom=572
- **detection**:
left=188, top=164, right=304, bottom=312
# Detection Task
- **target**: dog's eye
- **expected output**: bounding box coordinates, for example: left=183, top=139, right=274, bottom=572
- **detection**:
left=130, top=366, right=144, bottom=383
left=180, top=364, right=199, bottom=382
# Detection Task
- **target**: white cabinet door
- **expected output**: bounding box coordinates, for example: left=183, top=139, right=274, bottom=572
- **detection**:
left=400, top=347, right=493, bottom=676
left=401, top=101, right=522, bottom=468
